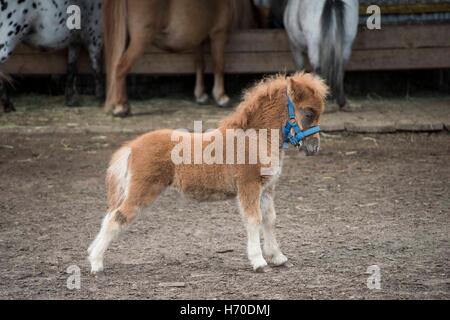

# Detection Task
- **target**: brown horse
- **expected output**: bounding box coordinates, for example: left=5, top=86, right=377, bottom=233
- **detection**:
left=103, top=0, right=256, bottom=117
left=88, top=72, right=328, bottom=273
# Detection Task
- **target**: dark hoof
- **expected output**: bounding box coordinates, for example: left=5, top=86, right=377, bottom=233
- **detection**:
left=4, top=103, right=16, bottom=113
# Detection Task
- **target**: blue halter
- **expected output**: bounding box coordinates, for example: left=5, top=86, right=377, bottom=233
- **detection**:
left=283, top=95, right=321, bottom=149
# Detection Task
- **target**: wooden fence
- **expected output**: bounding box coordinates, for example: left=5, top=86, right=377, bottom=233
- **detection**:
left=4, top=24, right=450, bottom=75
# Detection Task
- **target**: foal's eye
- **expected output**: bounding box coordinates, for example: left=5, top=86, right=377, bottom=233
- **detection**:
left=304, top=109, right=315, bottom=120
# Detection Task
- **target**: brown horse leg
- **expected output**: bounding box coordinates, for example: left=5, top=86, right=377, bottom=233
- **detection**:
left=194, top=44, right=209, bottom=105
left=210, top=31, right=231, bottom=108
left=112, top=9, right=157, bottom=117
left=112, top=38, right=147, bottom=117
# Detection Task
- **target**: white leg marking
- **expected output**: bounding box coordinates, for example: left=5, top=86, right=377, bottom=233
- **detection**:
left=261, top=193, right=288, bottom=266
left=246, top=222, right=268, bottom=272
left=88, top=211, right=121, bottom=273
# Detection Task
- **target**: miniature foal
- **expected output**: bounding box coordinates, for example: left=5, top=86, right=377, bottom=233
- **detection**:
left=88, top=72, right=328, bottom=273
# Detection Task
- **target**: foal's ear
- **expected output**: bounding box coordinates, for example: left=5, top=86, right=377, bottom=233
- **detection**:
left=287, top=77, right=294, bottom=93
left=289, top=77, right=313, bottom=101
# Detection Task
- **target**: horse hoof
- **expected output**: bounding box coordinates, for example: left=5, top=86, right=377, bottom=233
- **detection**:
left=216, top=95, right=231, bottom=108
left=91, top=269, right=105, bottom=277
left=112, top=105, right=131, bottom=118
left=196, top=93, right=209, bottom=105
left=269, top=254, right=290, bottom=267
left=4, top=103, right=16, bottom=113
left=255, top=265, right=272, bottom=273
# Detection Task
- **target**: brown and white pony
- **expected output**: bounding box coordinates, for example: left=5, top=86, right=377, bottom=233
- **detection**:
left=88, top=72, right=328, bottom=273
left=103, top=0, right=257, bottom=117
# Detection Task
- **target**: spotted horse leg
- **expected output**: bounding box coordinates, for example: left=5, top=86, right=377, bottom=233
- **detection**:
left=65, top=45, right=81, bottom=107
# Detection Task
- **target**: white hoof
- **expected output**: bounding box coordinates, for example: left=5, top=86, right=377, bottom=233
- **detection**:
left=196, top=93, right=209, bottom=105
left=215, top=95, right=231, bottom=108
left=270, top=254, right=289, bottom=267
left=251, top=257, right=269, bottom=273
left=89, top=257, right=104, bottom=274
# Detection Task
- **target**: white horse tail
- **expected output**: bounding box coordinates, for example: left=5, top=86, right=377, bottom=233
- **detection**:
left=320, top=0, right=346, bottom=107
left=106, top=146, right=132, bottom=209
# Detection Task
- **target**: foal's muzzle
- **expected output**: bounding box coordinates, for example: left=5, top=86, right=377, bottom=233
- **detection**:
left=303, top=137, right=320, bottom=156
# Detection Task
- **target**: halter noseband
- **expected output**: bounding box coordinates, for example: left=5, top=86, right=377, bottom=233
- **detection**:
left=283, top=95, right=321, bottom=149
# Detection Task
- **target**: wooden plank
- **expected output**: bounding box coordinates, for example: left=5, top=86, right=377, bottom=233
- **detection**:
left=5, top=47, right=450, bottom=74
left=353, top=24, right=450, bottom=50
left=359, top=3, right=450, bottom=15
left=144, top=24, right=450, bottom=53
left=347, top=47, right=450, bottom=71
left=4, top=25, right=450, bottom=74
left=12, top=24, right=450, bottom=56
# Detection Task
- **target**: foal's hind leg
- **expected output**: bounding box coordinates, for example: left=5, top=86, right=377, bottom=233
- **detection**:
left=88, top=179, right=166, bottom=274
left=261, top=189, right=290, bottom=267
left=238, top=183, right=270, bottom=273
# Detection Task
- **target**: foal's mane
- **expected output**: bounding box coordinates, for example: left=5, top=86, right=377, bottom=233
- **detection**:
left=220, top=72, right=327, bottom=130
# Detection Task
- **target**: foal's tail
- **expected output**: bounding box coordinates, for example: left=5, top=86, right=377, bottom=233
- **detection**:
left=106, top=146, right=132, bottom=209
left=103, top=0, right=128, bottom=110
left=320, top=0, right=346, bottom=107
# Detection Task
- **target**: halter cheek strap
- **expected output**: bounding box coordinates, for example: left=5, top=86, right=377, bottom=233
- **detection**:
left=283, top=95, right=321, bottom=149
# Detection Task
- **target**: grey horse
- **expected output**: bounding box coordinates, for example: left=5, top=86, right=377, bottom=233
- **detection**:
left=278, top=0, right=359, bottom=110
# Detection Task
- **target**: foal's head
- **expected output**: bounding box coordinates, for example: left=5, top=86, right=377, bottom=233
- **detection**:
left=287, top=73, right=328, bottom=156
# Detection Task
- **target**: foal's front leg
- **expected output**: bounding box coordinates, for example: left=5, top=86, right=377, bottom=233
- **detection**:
left=238, top=184, right=270, bottom=273
left=261, top=190, right=290, bottom=267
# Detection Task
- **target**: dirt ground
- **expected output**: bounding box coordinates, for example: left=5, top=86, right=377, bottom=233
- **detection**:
left=0, top=96, right=449, bottom=299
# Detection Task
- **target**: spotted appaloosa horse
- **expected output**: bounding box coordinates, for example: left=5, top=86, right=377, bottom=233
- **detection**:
left=0, top=0, right=103, bottom=112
